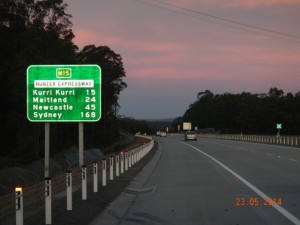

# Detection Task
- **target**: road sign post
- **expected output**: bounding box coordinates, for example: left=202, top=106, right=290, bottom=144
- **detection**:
left=27, top=65, right=101, bottom=224
left=45, top=123, right=50, bottom=177
left=276, top=123, right=282, bottom=136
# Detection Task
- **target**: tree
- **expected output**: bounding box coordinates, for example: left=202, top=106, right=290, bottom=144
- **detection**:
left=77, top=45, right=127, bottom=147
left=171, top=117, right=183, bottom=132
left=268, top=87, right=284, bottom=98
left=182, top=88, right=300, bottom=135
left=117, top=117, right=152, bottom=135
left=0, top=0, right=78, bottom=162
left=0, top=1, right=128, bottom=164
left=78, top=45, right=127, bottom=123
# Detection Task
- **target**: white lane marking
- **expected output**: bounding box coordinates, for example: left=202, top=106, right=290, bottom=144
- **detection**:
left=180, top=141, right=300, bottom=225
left=289, top=159, right=297, bottom=162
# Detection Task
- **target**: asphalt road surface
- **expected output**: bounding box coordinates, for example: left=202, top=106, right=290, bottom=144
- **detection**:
left=90, top=135, right=300, bottom=225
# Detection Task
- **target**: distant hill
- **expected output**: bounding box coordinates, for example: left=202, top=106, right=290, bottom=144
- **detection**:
left=141, top=118, right=176, bottom=131
left=142, top=118, right=175, bottom=123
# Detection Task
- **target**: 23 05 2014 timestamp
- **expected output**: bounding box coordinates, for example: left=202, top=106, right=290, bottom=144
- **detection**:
left=235, top=197, right=282, bottom=206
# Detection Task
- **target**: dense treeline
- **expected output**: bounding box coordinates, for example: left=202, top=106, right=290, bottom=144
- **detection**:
left=179, top=88, right=300, bottom=135
left=117, top=117, right=153, bottom=135
left=0, top=0, right=127, bottom=166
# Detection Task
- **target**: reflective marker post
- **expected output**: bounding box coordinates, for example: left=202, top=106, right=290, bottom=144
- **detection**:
left=109, top=156, right=114, bottom=181
left=128, top=151, right=132, bottom=168
left=120, top=152, right=124, bottom=174
left=102, top=159, right=106, bottom=186
left=45, top=177, right=52, bottom=224
left=138, top=146, right=141, bottom=161
left=133, top=149, right=136, bottom=164
left=135, top=148, right=138, bottom=163
left=93, top=162, right=98, bottom=192
left=15, top=187, right=23, bottom=225
left=116, top=154, right=120, bottom=177
left=134, top=148, right=138, bottom=164
left=138, top=146, right=141, bottom=162
left=125, top=152, right=128, bottom=171
left=66, top=171, right=72, bottom=210
left=82, top=166, right=87, bottom=200
left=132, top=149, right=136, bottom=166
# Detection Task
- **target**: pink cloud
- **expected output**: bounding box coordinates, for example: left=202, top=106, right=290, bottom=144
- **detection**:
left=126, top=40, right=300, bottom=76
left=173, top=0, right=300, bottom=8
left=212, top=0, right=300, bottom=8
left=71, top=12, right=300, bottom=95
left=74, top=28, right=300, bottom=82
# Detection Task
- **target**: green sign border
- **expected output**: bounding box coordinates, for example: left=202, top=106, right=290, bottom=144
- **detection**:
left=27, top=64, right=101, bottom=122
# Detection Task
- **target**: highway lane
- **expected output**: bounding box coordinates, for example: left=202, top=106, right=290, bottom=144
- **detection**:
left=197, top=137, right=300, bottom=219
left=90, top=135, right=300, bottom=225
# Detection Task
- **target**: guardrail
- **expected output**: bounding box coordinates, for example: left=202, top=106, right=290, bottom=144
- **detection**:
left=0, top=135, right=154, bottom=224
left=199, top=134, right=300, bottom=147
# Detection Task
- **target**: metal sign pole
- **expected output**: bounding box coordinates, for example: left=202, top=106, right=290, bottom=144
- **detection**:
left=45, top=123, right=50, bottom=177
left=45, top=123, right=51, bottom=224
left=79, top=123, right=87, bottom=200
left=79, top=122, right=84, bottom=166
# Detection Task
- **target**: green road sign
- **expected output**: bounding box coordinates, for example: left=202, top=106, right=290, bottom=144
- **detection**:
left=276, top=123, right=282, bottom=129
left=27, top=65, right=101, bottom=122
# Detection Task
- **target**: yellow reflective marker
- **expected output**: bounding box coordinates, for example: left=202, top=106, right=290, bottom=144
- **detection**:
left=15, top=187, right=22, bottom=192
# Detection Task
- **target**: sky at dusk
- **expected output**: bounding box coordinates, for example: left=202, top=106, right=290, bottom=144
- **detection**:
left=64, top=0, right=300, bottom=119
